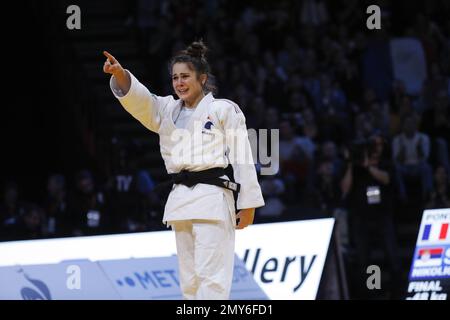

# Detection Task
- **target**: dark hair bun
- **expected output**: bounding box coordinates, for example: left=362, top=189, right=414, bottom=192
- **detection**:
left=186, top=40, right=208, bottom=59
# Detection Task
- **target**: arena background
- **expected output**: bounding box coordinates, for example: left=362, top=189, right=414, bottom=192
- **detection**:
left=1, top=0, right=450, bottom=300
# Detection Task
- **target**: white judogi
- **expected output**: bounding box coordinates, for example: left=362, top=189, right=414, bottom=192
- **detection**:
left=172, top=218, right=235, bottom=299
left=110, top=71, right=264, bottom=299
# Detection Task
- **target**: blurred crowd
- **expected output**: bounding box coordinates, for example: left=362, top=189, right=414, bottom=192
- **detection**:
left=1, top=0, right=450, bottom=299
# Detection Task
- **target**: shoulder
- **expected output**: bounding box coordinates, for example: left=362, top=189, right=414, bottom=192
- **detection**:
left=210, top=98, right=247, bottom=125
left=211, top=98, right=243, bottom=115
left=153, top=93, right=178, bottom=106
left=153, top=94, right=180, bottom=115
left=209, top=98, right=247, bottom=128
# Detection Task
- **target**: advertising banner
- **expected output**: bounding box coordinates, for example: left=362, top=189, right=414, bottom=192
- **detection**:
left=406, top=209, right=450, bottom=300
left=0, top=219, right=334, bottom=299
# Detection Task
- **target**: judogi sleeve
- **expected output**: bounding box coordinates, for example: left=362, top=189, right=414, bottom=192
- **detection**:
left=110, top=70, right=174, bottom=133
left=218, top=102, right=265, bottom=210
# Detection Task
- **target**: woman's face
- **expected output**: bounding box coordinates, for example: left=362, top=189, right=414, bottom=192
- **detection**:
left=172, top=62, right=205, bottom=105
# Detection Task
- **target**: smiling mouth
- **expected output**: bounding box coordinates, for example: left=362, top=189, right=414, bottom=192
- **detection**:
left=178, top=88, right=188, bottom=94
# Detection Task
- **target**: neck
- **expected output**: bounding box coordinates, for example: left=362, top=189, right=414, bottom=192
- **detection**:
left=184, top=92, right=205, bottom=108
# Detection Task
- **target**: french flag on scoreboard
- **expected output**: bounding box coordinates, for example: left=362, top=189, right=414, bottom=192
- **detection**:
left=414, top=247, right=443, bottom=267
left=421, top=223, right=449, bottom=242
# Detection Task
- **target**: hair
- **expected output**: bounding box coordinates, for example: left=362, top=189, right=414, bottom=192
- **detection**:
left=169, top=40, right=217, bottom=94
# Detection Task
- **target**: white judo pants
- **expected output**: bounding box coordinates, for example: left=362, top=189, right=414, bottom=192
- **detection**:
left=172, top=218, right=235, bottom=300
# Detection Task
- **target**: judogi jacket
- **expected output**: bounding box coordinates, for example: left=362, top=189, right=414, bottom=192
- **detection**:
left=111, top=71, right=264, bottom=225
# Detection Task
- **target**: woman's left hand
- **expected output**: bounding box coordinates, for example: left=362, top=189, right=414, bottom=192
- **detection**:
left=236, top=208, right=255, bottom=230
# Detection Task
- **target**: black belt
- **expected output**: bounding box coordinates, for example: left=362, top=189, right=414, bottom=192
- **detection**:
left=156, top=167, right=240, bottom=192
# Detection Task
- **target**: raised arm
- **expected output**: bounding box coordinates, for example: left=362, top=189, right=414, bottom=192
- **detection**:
left=103, top=51, right=175, bottom=133
left=103, top=51, right=131, bottom=94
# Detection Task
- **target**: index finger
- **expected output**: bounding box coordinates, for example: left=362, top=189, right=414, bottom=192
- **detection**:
left=103, top=51, right=116, bottom=64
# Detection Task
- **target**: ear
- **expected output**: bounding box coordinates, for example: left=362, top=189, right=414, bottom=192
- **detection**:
left=200, top=74, right=207, bottom=86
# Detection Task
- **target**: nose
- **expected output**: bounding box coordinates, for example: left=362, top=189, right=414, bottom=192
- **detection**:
left=174, top=78, right=184, bottom=87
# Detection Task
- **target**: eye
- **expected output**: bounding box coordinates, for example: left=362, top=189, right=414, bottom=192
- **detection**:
left=182, top=75, right=189, bottom=79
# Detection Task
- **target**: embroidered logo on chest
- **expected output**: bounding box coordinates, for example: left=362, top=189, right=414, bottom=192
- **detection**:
left=202, top=116, right=216, bottom=135
left=204, top=116, right=214, bottom=130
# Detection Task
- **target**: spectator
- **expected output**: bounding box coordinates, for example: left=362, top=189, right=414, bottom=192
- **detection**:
left=420, top=63, right=449, bottom=113
left=421, top=90, right=450, bottom=143
left=341, top=134, right=401, bottom=298
left=421, top=90, right=450, bottom=174
left=318, top=140, right=344, bottom=181
left=10, top=204, right=45, bottom=241
left=279, top=120, right=312, bottom=201
left=392, top=113, right=433, bottom=201
left=301, top=108, right=319, bottom=143
left=106, top=140, right=161, bottom=233
left=43, top=174, right=70, bottom=237
left=263, top=107, right=280, bottom=130
left=426, top=165, right=450, bottom=209
left=257, top=175, right=286, bottom=222
left=246, top=96, right=266, bottom=129
left=311, top=159, right=342, bottom=216
left=67, top=170, right=109, bottom=236
left=0, top=182, right=26, bottom=241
